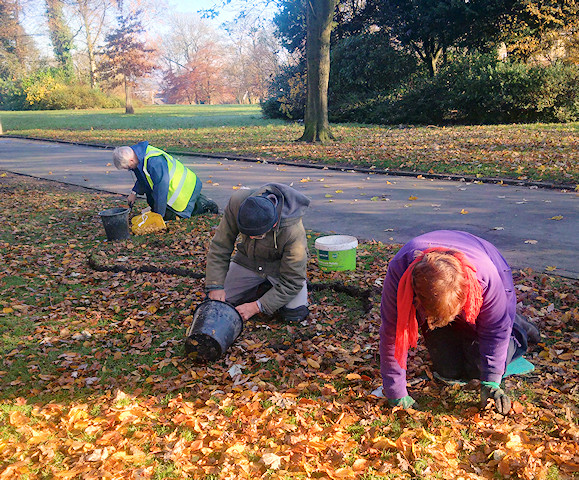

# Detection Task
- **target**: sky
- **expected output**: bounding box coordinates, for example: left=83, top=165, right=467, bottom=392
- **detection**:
left=170, top=0, right=230, bottom=22
left=23, top=0, right=277, bottom=56
left=170, top=0, right=277, bottom=25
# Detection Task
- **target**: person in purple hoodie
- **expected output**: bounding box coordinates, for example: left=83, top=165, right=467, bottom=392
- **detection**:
left=379, top=230, right=540, bottom=414
left=113, top=141, right=218, bottom=220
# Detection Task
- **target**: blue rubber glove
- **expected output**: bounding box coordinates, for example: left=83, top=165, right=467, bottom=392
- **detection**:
left=481, top=381, right=511, bottom=415
left=388, top=395, right=419, bottom=409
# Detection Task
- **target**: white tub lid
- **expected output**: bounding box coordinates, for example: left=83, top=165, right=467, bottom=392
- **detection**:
left=315, top=235, right=358, bottom=251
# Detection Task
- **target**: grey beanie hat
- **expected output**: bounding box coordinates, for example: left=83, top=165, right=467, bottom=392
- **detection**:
left=237, top=195, right=277, bottom=236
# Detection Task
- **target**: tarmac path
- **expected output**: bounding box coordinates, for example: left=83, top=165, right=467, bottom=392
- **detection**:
left=1, top=137, right=577, bottom=278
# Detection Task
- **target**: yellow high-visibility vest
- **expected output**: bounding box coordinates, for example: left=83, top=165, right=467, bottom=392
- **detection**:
left=143, top=146, right=197, bottom=212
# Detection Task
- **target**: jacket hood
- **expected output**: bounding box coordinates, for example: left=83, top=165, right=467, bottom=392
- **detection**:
left=130, top=141, right=149, bottom=164
left=253, top=183, right=310, bottom=228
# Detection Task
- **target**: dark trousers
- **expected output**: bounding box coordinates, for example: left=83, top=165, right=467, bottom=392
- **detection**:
left=163, top=208, right=178, bottom=221
left=160, top=194, right=215, bottom=221
left=422, top=316, right=528, bottom=380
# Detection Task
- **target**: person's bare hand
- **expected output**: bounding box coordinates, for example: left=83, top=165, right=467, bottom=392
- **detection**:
left=235, top=301, right=260, bottom=321
left=208, top=289, right=226, bottom=302
left=127, top=191, right=137, bottom=208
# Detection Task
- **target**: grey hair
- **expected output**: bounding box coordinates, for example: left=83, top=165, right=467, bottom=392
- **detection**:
left=112, top=146, right=136, bottom=169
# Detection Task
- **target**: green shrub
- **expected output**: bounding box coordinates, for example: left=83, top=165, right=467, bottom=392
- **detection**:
left=0, top=78, right=27, bottom=110
left=530, top=62, right=579, bottom=122
left=329, top=33, right=420, bottom=105
left=337, top=54, right=579, bottom=125
left=261, top=63, right=306, bottom=120
left=262, top=33, right=420, bottom=122
left=260, top=96, right=285, bottom=119
left=41, top=84, right=123, bottom=110
left=20, top=70, right=60, bottom=107
left=0, top=67, right=123, bottom=111
left=445, top=56, right=578, bottom=123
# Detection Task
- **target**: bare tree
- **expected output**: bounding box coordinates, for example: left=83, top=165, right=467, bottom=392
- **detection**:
left=0, top=0, right=39, bottom=78
left=160, top=13, right=222, bottom=74
left=205, top=0, right=339, bottom=142
left=162, top=41, right=229, bottom=104
left=159, top=13, right=234, bottom=104
left=224, top=18, right=280, bottom=103
left=66, top=0, right=117, bottom=87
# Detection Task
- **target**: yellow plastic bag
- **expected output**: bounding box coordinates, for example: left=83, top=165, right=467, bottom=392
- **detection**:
left=131, top=210, right=167, bottom=235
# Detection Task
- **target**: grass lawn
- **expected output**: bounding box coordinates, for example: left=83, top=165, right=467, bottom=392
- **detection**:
left=1, top=105, right=578, bottom=186
left=0, top=171, right=577, bottom=479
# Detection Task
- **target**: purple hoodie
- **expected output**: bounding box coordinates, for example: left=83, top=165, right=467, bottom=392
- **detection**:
left=379, top=230, right=516, bottom=399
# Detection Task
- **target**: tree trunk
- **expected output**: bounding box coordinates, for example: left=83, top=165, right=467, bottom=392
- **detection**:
left=426, top=48, right=443, bottom=77
left=424, top=38, right=442, bottom=77
left=124, top=77, right=134, bottom=114
left=298, top=0, right=338, bottom=143
left=411, top=39, right=443, bottom=77
left=87, top=46, right=97, bottom=88
left=427, top=55, right=437, bottom=77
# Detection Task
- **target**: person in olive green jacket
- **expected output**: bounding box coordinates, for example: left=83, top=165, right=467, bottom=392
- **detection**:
left=205, top=183, right=311, bottom=322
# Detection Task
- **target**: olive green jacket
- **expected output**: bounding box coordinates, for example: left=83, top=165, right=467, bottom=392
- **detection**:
left=205, top=184, right=310, bottom=314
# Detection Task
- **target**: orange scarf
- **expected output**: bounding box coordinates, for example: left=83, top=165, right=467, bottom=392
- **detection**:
left=394, top=247, right=483, bottom=369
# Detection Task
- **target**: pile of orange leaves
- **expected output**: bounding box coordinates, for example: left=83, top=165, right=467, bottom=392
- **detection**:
left=0, top=172, right=577, bottom=479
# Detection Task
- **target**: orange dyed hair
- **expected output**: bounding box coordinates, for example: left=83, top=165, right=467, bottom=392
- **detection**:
left=411, top=250, right=467, bottom=329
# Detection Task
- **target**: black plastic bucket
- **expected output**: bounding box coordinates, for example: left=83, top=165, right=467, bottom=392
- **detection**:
left=185, top=299, right=243, bottom=362
left=98, top=207, right=130, bottom=241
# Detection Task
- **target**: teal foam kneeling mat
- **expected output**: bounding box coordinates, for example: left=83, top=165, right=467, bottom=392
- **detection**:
left=503, top=356, right=535, bottom=377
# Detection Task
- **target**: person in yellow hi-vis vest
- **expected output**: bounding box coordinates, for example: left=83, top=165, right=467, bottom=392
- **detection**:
left=113, top=141, right=218, bottom=220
